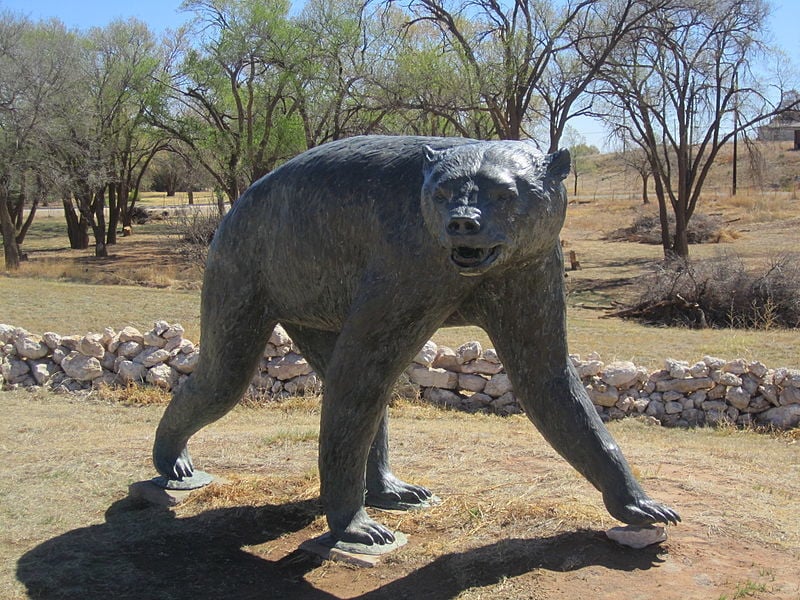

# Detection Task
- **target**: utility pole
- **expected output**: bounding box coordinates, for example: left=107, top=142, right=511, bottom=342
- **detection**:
left=732, top=70, right=738, bottom=196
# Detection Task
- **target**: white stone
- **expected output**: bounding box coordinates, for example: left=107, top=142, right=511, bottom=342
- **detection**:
left=711, top=371, right=742, bottom=387
left=143, top=330, right=167, bottom=348
left=702, top=355, right=727, bottom=369
left=748, top=361, right=768, bottom=378
left=118, top=326, right=144, bottom=343
left=162, top=323, right=185, bottom=339
left=688, top=361, right=709, bottom=378
left=576, top=359, right=604, bottom=378
left=484, top=373, right=513, bottom=398
left=615, top=396, right=636, bottom=413
left=117, top=360, right=147, bottom=383
left=78, top=334, right=106, bottom=358
left=707, top=383, right=727, bottom=400
left=740, top=373, right=760, bottom=395
left=665, top=358, right=689, bottom=379
left=588, top=383, right=619, bottom=408
left=153, top=320, right=170, bottom=335
left=779, top=386, right=800, bottom=406
left=170, top=351, right=199, bottom=374
left=269, top=324, right=291, bottom=347
left=133, top=346, right=169, bottom=367
left=423, top=386, right=462, bottom=408
left=59, top=335, right=80, bottom=350
left=407, top=364, right=458, bottom=389
left=146, top=363, right=178, bottom=389
left=140, top=348, right=171, bottom=367
left=483, top=348, right=501, bottom=364
left=51, top=347, right=68, bottom=365
left=656, top=377, right=713, bottom=393
left=431, top=346, right=460, bottom=371
left=0, top=324, right=15, bottom=344
left=783, top=369, right=800, bottom=388
left=600, top=361, right=639, bottom=388
left=722, top=358, right=747, bottom=375
left=464, top=392, right=492, bottom=409
left=460, top=359, right=504, bottom=375
left=757, top=405, right=800, bottom=429
left=456, top=341, right=482, bottom=365
left=13, top=332, right=49, bottom=360
left=29, top=360, right=60, bottom=385
left=100, top=351, right=116, bottom=371
left=458, top=373, right=487, bottom=393
left=61, top=352, right=103, bottom=381
left=759, top=384, right=779, bottom=406
left=702, top=399, right=728, bottom=412
left=164, top=335, right=189, bottom=353
left=662, top=390, right=683, bottom=403
left=284, top=373, right=322, bottom=396
left=2, top=358, right=31, bottom=383
left=267, top=353, right=313, bottom=381
left=606, top=525, right=667, bottom=549
left=413, top=340, right=438, bottom=366
left=116, top=340, right=144, bottom=359
left=42, top=332, right=62, bottom=350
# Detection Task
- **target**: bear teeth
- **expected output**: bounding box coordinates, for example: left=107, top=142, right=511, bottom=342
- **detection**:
left=451, top=246, right=498, bottom=269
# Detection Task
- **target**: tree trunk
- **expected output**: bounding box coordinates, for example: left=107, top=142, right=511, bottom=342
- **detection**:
left=91, top=188, right=108, bottom=258
left=215, top=188, right=226, bottom=215
left=106, top=184, right=119, bottom=246
left=63, top=197, right=89, bottom=249
left=652, top=176, right=671, bottom=258
left=641, top=173, right=650, bottom=205
left=672, top=203, right=690, bottom=258
left=0, top=193, right=21, bottom=270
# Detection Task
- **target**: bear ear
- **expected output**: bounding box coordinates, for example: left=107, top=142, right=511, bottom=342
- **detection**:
left=422, top=145, right=443, bottom=168
left=544, top=148, right=571, bottom=182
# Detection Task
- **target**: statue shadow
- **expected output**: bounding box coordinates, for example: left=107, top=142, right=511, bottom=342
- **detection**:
left=359, top=530, right=665, bottom=600
left=17, top=496, right=664, bottom=600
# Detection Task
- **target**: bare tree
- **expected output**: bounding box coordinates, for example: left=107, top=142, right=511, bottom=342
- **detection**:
left=387, top=0, right=666, bottom=147
left=597, top=0, right=798, bottom=258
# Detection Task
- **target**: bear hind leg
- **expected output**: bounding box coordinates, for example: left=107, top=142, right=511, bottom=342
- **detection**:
left=281, top=324, right=434, bottom=511
left=154, top=265, right=277, bottom=481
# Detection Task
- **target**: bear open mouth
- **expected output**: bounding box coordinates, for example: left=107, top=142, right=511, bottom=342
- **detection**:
left=450, top=245, right=501, bottom=271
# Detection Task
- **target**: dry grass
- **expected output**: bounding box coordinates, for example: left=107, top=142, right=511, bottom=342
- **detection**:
left=0, top=277, right=201, bottom=340
left=1, top=390, right=799, bottom=599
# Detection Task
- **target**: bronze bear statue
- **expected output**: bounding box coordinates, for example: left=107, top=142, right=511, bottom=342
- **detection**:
left=154, top=136, right=679, bottom=546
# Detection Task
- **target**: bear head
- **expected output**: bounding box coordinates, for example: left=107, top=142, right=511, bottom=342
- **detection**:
left=421, top=141, right=571, bottom=276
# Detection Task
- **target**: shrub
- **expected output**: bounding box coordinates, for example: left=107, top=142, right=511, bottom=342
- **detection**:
left=615, top=253, right=800, bottom=329
left=608, top=211, right=733, bottom=245
left=171, top=209, right=224, bottom=271
left=128, top=206, right=151, bottom=225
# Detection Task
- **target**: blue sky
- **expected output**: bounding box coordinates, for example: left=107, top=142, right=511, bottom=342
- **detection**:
left=2, top=0, right=798, bottom=149
left=2, top=0, right=797, bottom=51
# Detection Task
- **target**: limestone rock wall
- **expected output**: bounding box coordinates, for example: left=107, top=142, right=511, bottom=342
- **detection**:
left=2, top=322, right=798, bottom=430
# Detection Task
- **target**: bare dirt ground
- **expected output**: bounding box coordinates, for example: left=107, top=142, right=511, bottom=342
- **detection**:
left=3, top=391, right=799, bottom=600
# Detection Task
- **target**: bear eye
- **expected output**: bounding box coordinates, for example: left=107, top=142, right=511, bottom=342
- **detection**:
left=433, top=189, right=450, bottom=203
left=497, top=189, right=518, bottom=202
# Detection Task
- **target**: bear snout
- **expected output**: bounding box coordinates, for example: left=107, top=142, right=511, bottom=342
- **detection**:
left=446, top=206, right=482, bottom=236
